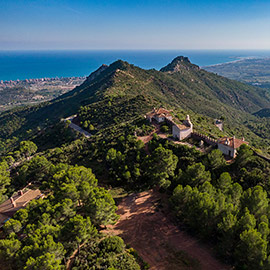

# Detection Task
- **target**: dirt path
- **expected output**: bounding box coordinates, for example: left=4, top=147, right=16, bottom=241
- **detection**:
left=137, top=123, right=205, bottom=154
left=104, top=190, right=231, bottom=270
left=137, top=122, right=160, bottom=145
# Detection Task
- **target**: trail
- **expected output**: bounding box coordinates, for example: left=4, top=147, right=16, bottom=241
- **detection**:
left=104, top=190, right=231, bottom=270
left=63, top=115, right=92, bottom=138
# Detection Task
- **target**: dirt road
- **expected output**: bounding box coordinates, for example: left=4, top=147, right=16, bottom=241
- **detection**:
left=104, top=190, right=231, bottom=270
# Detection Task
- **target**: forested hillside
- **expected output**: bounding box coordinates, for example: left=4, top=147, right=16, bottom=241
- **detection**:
left=1, top=56, right=270, bottom=155
left=1, top=57, right=270, bottom=269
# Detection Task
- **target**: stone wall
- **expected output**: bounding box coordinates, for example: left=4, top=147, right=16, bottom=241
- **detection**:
left=191, top=132, right=217, bottom=146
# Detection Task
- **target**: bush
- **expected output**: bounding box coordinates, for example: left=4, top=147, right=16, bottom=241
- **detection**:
left=99, top=236, right=125, bottom=254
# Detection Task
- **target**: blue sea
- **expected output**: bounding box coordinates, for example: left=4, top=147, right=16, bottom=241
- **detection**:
left=1, top=50, right=270, bottom=81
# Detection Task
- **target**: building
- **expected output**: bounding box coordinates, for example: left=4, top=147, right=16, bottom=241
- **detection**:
left=0, top=187, right=43, bottom=226
left=146, top=108, right=193, bottom=141
left=146, top=107, right=173, bottom=123
left=172, top=115, right=193, bottom=140
left=214, top=119, right=223, bottom=131
left=217, top=136, right=248, bottom=158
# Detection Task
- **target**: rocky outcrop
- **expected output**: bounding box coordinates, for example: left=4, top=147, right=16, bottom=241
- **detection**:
left=160, top=56, right=200, bottom=72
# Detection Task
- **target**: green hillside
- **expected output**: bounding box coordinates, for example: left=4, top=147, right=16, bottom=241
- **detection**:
left=2, top=57, right=270, bottom=270
left=0, top=56, right=270, bottom=153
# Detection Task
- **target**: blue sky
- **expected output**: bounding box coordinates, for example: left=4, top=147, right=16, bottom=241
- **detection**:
left=0, top=0, right=270, bottom=50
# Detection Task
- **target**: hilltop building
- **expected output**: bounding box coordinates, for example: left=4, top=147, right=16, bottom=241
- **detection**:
left=146, top=108, right=250, bottom=158
left=0, top=186, right=44, bottom=226
left=172, top=115, right=193, bottom=140
left=217, top=136, right=248, bottom=158
left=146, top=107, right=173, bottom=123
left=146, top=108, right=193, bottom=141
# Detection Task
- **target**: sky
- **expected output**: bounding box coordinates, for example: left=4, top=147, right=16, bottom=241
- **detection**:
left=0, top=0, right=270, bottom=50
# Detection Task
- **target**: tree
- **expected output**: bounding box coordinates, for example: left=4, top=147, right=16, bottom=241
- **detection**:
left=235, top=228, right=267, bottom=269
left=183, top=162, right=211, bottom=187
left=235, top=144, right=253, bottom=168
left=17, top=156, right=52, bottom=186
left=217, top=212, right=237, bottom=255
left=63, top=215, right=97, bottom=252
left=53, top=199, right=76, bottom=222
left=99, top=236, right=124, bottom=254
left=237, top=208, right=256, bottom=232
left=241, top=186, right=269, bottom=218
left=14, top=209, right=29, bottom=226
left=258, top=222, right=270, bottom=240
left=0, top=161, right=11, bottom=203
left=19, top=141, right=38, bottom=159
left=207, top=149, right=226, bottom=171
left=3, top=219, right=22, bottom=234
left=106, top=148, right=116, bottom=162
left=83, top=187, right=119, bottom=226
left=3, top=155, right=15, bottom=166
left=144, top=145, right=178, bottom=187
left=227, top=182, right=243, bottom=206
left=0, top=233, right=21, bottom=262
left=51, top=165, right=97, bottom=195
left=24, top=253, right=63, bottom=270
left=217, top=172, right=232, bottom=193
left=58, top=183, right=79, bottom=203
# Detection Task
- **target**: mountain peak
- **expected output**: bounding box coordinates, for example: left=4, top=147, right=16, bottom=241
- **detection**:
left=160, top=56, right=200, bottom=72
left=86, top=64, right=109, bottom=82
left=109, top=59, right=131, bottom=70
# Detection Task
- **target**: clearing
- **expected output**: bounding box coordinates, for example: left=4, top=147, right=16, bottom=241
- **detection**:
left=104, top=190, right=231, bottom=270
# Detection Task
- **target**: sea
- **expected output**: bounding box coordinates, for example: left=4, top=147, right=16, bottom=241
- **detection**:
left=1, top=50, right=270, bottom=81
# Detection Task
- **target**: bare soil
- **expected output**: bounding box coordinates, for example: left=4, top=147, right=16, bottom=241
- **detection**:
left=104, top=190, right=231, bottom=270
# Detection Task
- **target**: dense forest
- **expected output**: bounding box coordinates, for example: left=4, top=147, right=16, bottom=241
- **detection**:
left=1, top=57, right=270, bottom=269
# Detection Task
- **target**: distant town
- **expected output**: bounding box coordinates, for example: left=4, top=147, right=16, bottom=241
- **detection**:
left=0, top=76, right=86, bottom=111
left=0, top=76, right=86, bottom=90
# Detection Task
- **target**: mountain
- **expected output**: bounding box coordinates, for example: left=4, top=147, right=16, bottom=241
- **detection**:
left=0, top=56, right=270, bottom=153
left=160, top=56, right=200, bottom=72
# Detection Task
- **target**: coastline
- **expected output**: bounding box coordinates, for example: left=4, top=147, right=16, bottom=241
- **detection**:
left=202, top=56, right=270, bottom=68
left=1, top=50, right=270, bottom=81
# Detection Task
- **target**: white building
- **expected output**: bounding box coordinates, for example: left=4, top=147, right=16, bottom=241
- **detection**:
left=217, top=136, right=248, bottom=158
left=172, top=115, right=193, bottom=140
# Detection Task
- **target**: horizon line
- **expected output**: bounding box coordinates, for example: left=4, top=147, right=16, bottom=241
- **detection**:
left=1, top=48, right=270, bottom=52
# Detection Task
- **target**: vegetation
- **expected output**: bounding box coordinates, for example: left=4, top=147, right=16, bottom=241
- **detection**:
left=1, top=56, right=270, bottom=269
left=1, top=57, right=270, bottom=155
left=73, top=236, right=140, bottom=270
left=204, top=57, right=270, bottom=88
left=0, top=160, right=141, bottom=269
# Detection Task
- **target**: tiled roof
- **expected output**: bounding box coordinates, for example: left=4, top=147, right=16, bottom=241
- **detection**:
left=218, top=137, right=248, bottom=149
left=146, top=107, right=172, bottom=117
left=0, top=189, right=42, bottom=224
left=155, top=108, right=172, bottom=115
left=168, top=119, right=190, bottom=130
left=175, top=123, right=190, bottom=130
